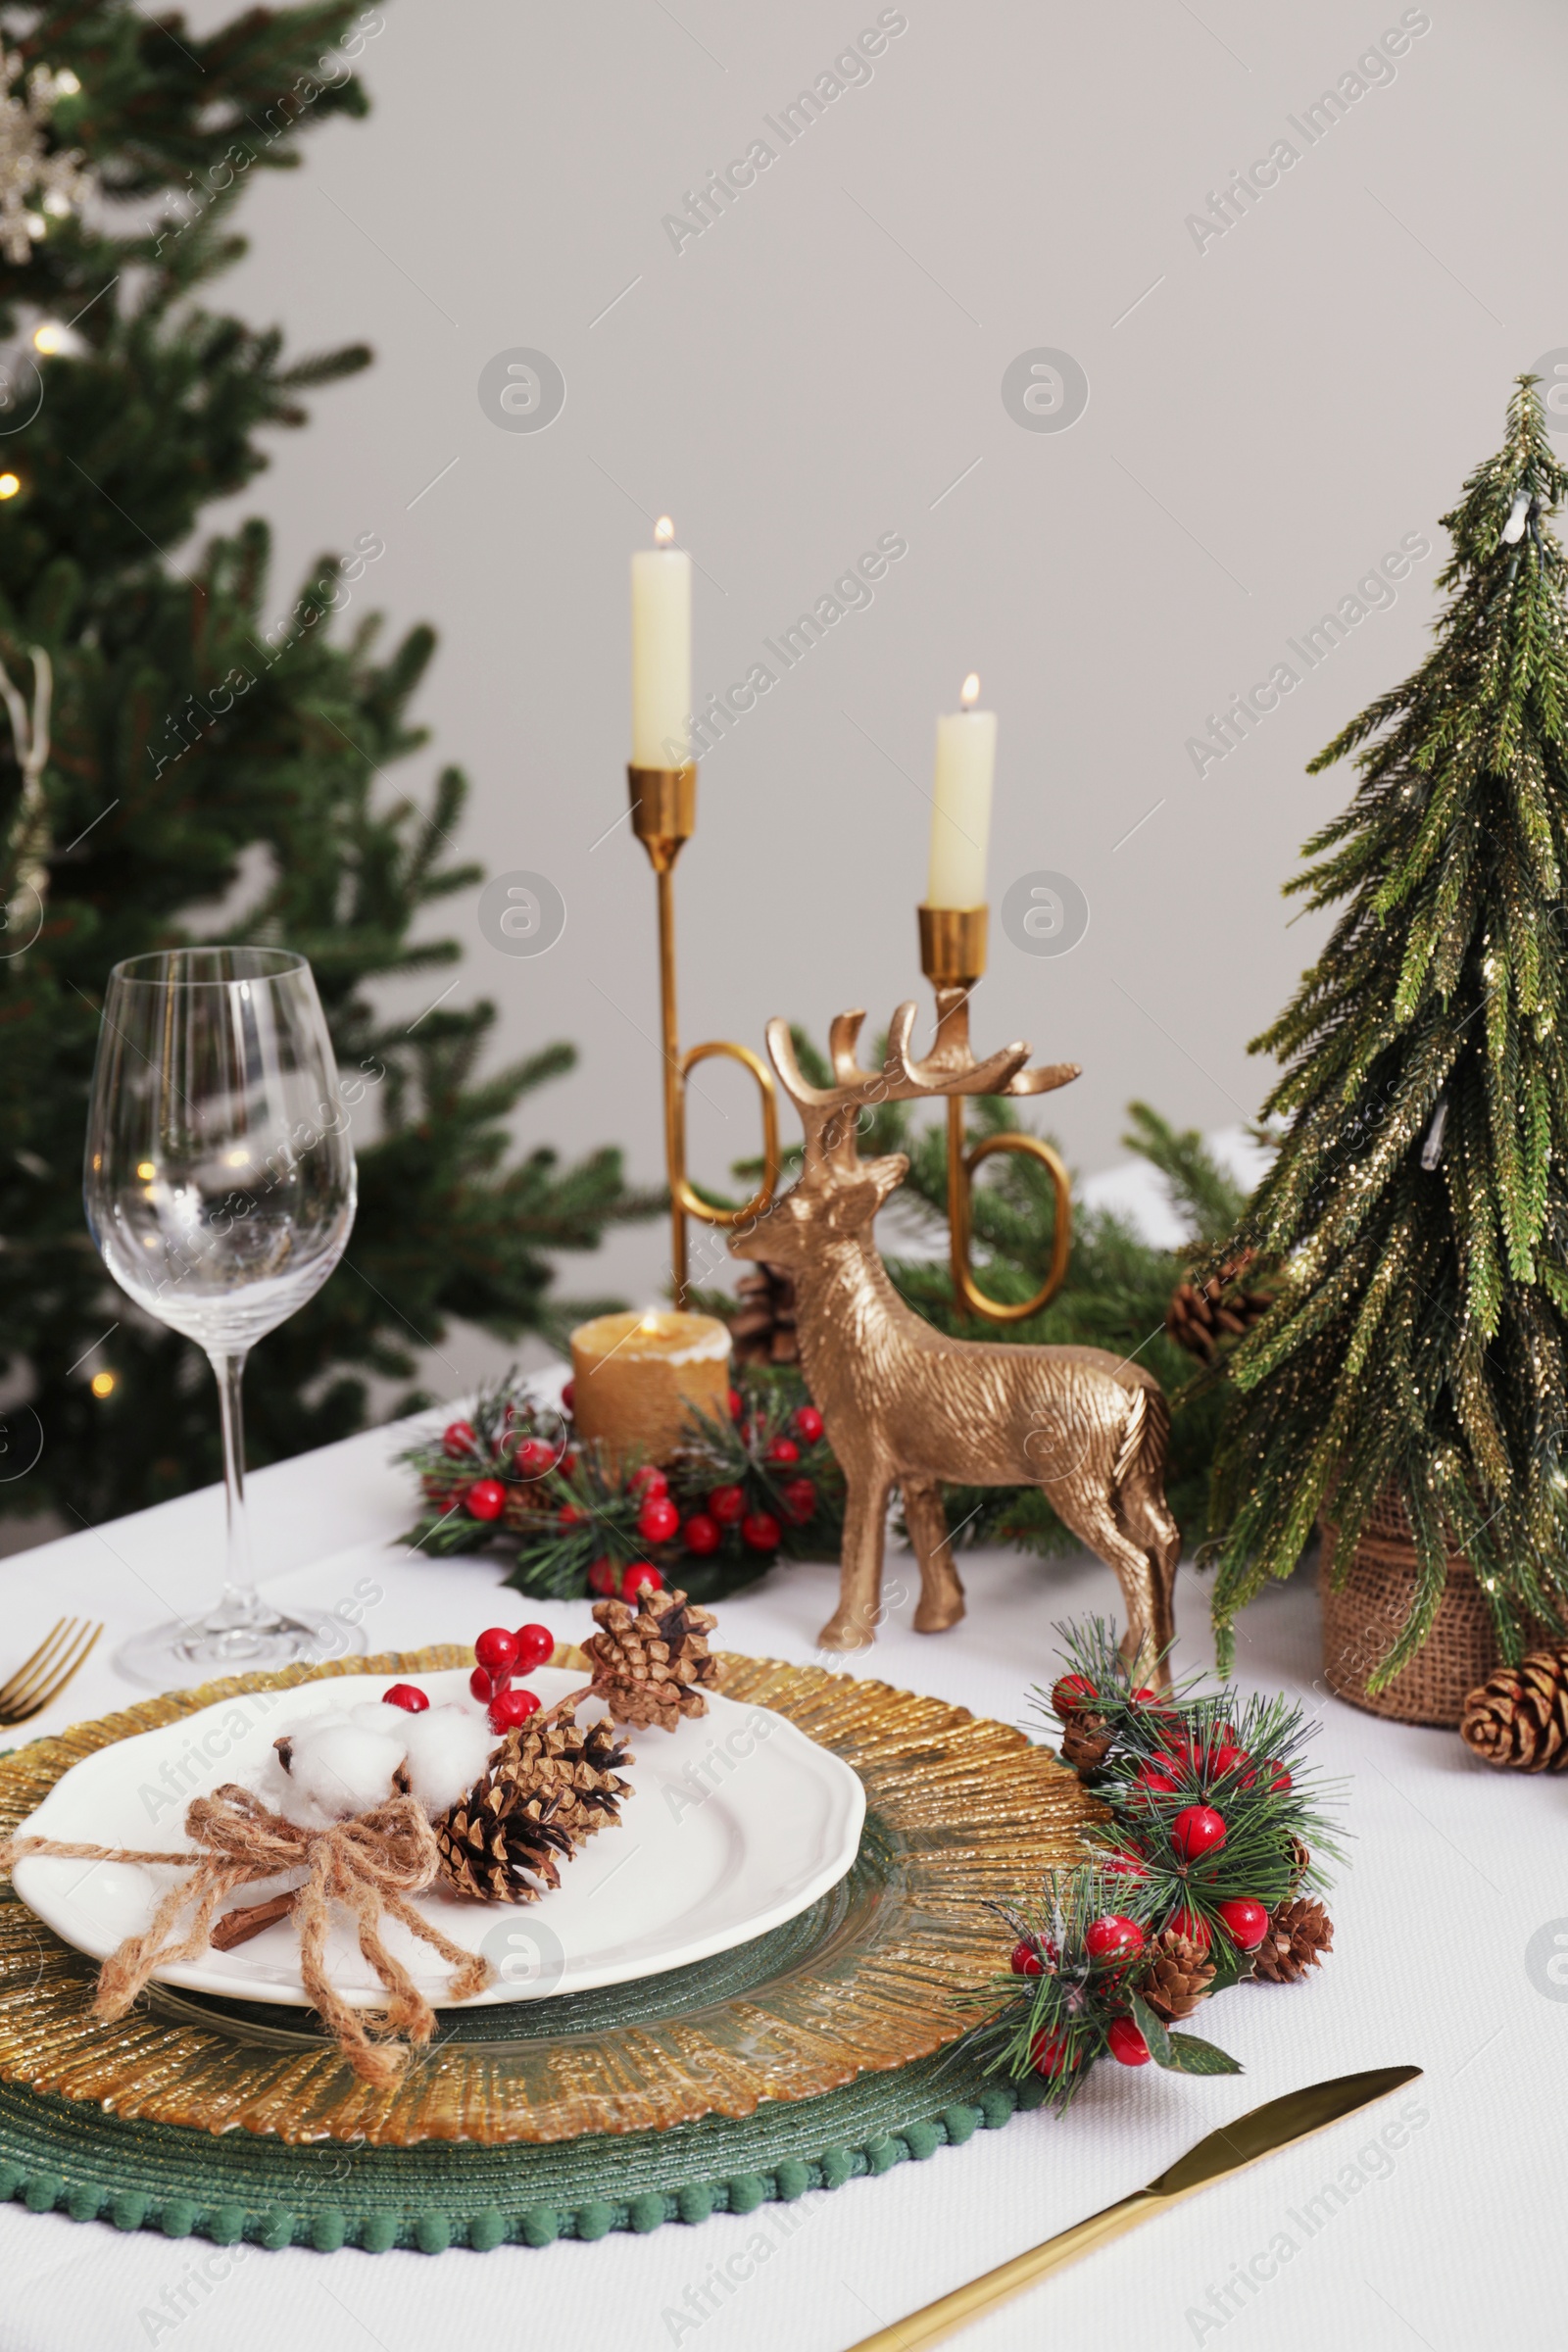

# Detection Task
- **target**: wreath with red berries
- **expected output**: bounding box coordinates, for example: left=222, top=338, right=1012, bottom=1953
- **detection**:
left=397, top=1365, right=844, bottom=1604
left=969, top=1621, right=1344, bottom=2110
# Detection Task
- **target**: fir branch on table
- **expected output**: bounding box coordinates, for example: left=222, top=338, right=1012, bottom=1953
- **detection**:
left=964, top=1620, right=1343, bottom=2111
left=1200, top=376, right=1568, bottom=1687
left=396, top=1364, right=843, bottom=1603
left=960, top=1869, right=1242, bottom=2114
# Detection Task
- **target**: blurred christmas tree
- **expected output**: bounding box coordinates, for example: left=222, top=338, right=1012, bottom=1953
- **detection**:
left=0, top=3, right=656, bottom=1530
left=1205, top=377, right=1568, bottom=1686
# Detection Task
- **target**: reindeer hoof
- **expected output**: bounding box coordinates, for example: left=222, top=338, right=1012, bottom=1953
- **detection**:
left=912, top=1597, right=965, bottom=1635
left=817, top=1611, right=876, bottom=1651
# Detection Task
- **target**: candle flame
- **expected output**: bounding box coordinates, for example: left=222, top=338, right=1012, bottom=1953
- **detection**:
left=654, top=515, right=675, bottom=546
left=639, top=1310, right=662, bottom=1332
left=960, top=673, right=980, bottom=708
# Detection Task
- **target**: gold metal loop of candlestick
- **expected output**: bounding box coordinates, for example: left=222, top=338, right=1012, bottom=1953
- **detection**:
left=628, top=764, right=780, bottom=1301
left=917, top=904, right=1076, bottom=1326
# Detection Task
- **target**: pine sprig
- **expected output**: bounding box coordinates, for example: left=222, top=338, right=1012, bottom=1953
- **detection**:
left=397, top=1364, right=844, bottom=1603
left=965, top=1622, right=1340, bottom=2111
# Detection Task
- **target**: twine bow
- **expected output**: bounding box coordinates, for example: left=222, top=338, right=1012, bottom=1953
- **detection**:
left=1, top=1784, right=493, bottom=2086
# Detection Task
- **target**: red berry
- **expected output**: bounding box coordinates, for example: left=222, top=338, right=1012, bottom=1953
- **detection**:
left=1134, top=1762, right=1180, bottom=1798
left=1171, top=1804, right=1227, bottom=1862
left=382, top=1683, right=429, bottom=1713
left=474, top=1626, right=518, bottom=1676
left=764, top=1435, right=800, bottom=1466
left=1166, top=1904, right=1211, bottom=1952
left=628, top=1465, right=668, bottom=1499
left=561, top=1380, right=575, bottom=1413
left=1203, top=1742, right=1244, bottom=1780
left=1106, top=2016, right=1151, bottom=2068
left=741, top=1510, right=781, bottom=1552
left=1131, top=1685, right=1160, bottom=1705
left=682, top=1512, right=722, bottom=1555
left=512, top=1624, right=554, bottom=1671
left=558, top=1503, right=584, bottom=1527
left=512, top=1436, right=556, bottom=1478
left=727, top=1387, right=743, bottom=1421
left=1051, top=1674, right=1098, bottom=1715
left=469, top=1665, right=495, bottom=1703
left=709, top=1484, right=745, bottom=1525
left=1085, top=1914, right=1145, bottom=1964
left=622, top=1561, right=664, bottom=1601
left=1100, top=1843, right=1150, bottom=1879
left=637, top=1495, right=680, bottom=1544
left=1030, top=2028, right=1074, bottom=2079
left=1217, top=1897, right=1270, bottom=1952
left=489, top=1687, right=542, bottom=1734
left=1009, top=1937, right=1056, bottom=1976
left=1261, top=1759, right=1293, bottom=1792
left=465, top=1478, right=506, bottom=1522
left=587, top=1557, right=618, bottom=1595
left=442, top=1419, right=477, bottom=1458
left=793, top=1405, right=824, bottom=1444
left=780, top=1476, right=816, bottom=1525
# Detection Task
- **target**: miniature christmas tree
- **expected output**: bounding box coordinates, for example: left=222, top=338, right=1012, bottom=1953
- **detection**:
left=0, top=3, right=656, bottom=1529
left=1206, top=376, right=1568, bottom=1686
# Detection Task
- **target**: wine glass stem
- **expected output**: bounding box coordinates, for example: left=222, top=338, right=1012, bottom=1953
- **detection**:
left=212, top=1349, right=259, bottom=1618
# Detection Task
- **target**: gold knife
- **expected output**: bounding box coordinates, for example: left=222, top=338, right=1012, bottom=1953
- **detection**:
left=843, top=2064, right=1422, bottom=2351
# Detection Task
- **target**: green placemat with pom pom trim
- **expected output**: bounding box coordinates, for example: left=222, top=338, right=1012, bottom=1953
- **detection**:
left=0, top=2034, right=1043, bottom=2251
left=0, top=1646, right=1091, bottom=2247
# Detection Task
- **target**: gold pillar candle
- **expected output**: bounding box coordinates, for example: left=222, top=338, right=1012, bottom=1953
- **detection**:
left=569, top=1310, right=731, bottom=1468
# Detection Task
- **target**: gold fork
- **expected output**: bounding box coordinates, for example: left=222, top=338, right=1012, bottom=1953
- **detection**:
left=0, top=1619, right=103, bottom=1727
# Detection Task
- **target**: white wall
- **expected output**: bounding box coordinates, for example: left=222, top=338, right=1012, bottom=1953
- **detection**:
left=175, top=0, right=1562, bottom=1383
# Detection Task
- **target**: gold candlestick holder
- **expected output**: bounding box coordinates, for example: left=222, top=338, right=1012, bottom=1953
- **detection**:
left=628, top=763, right=780, bottom=1302
left=916, top=903, right=1076, bottom=1323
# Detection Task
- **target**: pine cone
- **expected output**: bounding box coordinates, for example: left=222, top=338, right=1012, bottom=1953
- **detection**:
left=727, top=1262, right=800, bottom=1366
left=1059, top=1710, right=1113, bottom=1774
left=1460, top=1642, right=1568, bottom=1771
left=585, top=1585, right=720, bottom=1731
left=436, top=1716, right=633, bottom=1903
left=1252, top=1896, right=1334, bottom=1984
left=1137, top=1930, right=1215, bottom=2022
left=1288, top=1835, right=1311, bottom=1890
left=1166, top=1251, right=1274, bottom=1364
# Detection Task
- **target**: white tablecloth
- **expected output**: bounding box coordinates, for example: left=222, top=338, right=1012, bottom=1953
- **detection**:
left=0, top=1411, right=1552, bottom=2352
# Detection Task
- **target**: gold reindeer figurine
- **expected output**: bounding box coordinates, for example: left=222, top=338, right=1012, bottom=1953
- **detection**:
left=731, top=1003, right=1180, bottom=1676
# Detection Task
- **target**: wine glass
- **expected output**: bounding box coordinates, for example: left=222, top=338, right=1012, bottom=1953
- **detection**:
left=84, top=947, right=363, bottom=1688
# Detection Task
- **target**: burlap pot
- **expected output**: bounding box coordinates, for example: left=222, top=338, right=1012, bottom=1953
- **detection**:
left=1319, top=1485, right=1561, bottom=1727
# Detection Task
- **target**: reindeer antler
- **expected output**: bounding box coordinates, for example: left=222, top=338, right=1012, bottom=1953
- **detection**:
left=767, top=998, right=1080, bottom=1182
left=764, top=1018, right=875, bottom=1177
left=887, top=999, right=1080, bottom=1101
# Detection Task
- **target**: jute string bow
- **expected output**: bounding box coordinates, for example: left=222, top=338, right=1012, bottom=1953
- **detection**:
left=0, top=1784, right=493, bottom=2086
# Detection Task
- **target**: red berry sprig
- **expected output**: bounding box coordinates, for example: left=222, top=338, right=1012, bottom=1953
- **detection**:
left=470, top=1621, right=554, bottom=1735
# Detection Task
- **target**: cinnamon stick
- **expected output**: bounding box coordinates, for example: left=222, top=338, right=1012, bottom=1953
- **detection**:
left=210, top=1888, right=299, bottom=1951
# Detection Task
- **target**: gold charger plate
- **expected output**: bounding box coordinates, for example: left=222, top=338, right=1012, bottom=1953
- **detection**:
left=0, top=1645, right=1095, bottom=2147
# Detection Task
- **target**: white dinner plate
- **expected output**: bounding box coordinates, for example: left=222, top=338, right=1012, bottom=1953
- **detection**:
left=10, top=1667, right=865, bottom=2008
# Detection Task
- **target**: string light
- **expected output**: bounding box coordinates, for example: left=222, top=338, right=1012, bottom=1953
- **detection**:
left=90, top=1371, right=115, bottom=1398
left=0, top=474, right=21, bottom=500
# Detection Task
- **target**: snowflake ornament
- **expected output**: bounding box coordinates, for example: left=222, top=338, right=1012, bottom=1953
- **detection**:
left=0, top=55, right=90, bottom=266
